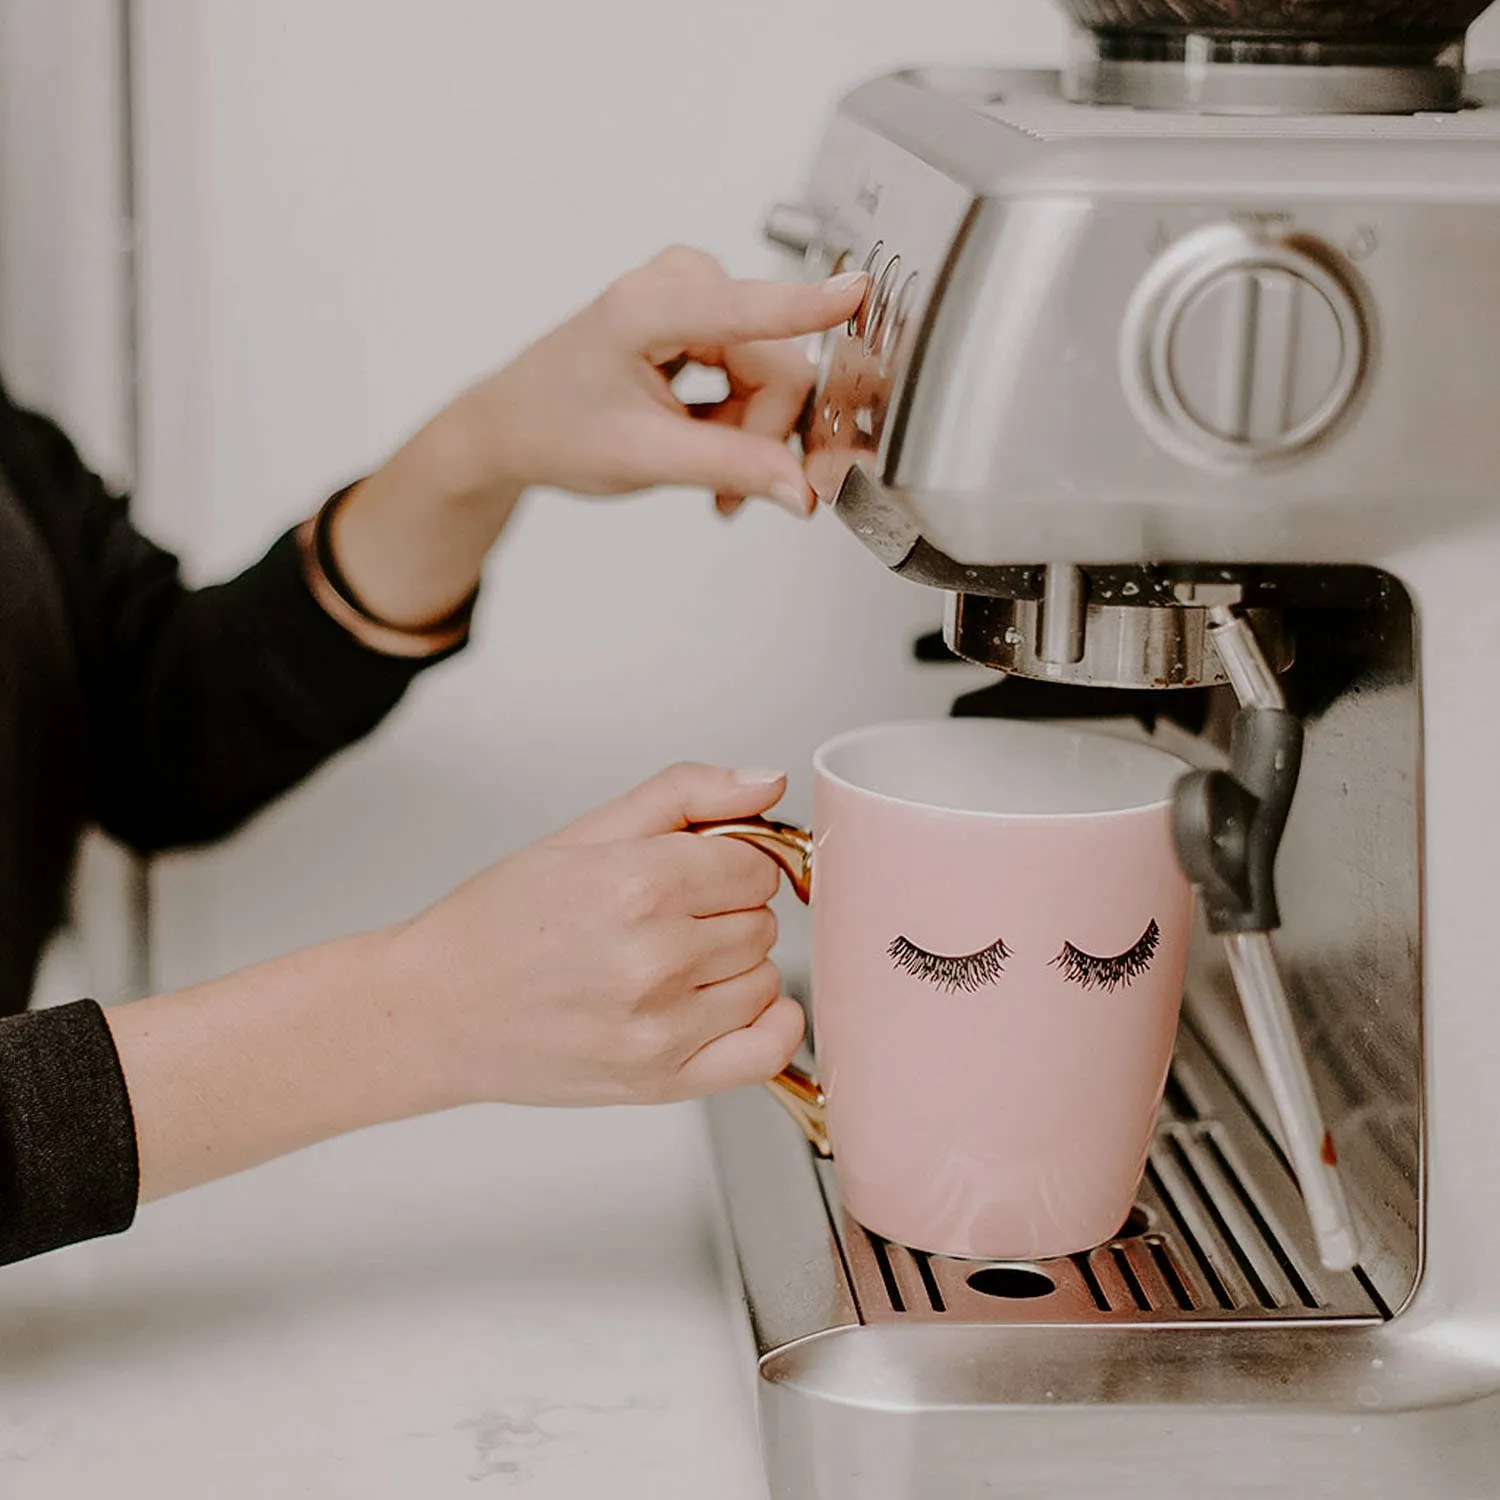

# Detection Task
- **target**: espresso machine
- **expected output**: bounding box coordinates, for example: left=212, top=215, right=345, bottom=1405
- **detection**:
left=704, top=3, right=1500, bottom=1494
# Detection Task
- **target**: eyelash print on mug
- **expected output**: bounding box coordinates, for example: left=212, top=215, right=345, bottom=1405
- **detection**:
left=887, top=934, right=1012, bottom=993
left=1050, top=919, right=1161, bottom=993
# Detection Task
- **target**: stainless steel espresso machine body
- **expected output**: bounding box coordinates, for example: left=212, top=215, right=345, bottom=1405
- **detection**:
left=706, top=7, right=1500, bottom=1495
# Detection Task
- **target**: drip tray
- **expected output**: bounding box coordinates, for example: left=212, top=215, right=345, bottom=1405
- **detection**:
left=710, top=1024, right=1383, bottom=1341
left=823, top=1030, right=1381, bottom=1324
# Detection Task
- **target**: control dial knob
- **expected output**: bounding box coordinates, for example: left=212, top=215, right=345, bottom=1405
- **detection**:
left=761, top=201, right=852, bottom=280
left=762, top=202, right=824, bottom=257
left=1121, top=224, right=1367, bottom=468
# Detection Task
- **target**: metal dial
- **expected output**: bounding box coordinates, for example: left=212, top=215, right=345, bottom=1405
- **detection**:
left=1122, top=225, right=1367, bottom=468
left=762, top=202, right=824, bottom=258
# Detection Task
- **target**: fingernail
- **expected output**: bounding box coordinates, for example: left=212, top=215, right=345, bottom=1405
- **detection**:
left=769, top=481, right=813, bottom=516
left=735, top=767, right=786, bottom=785
left=824, top=270, right=868, bottom=295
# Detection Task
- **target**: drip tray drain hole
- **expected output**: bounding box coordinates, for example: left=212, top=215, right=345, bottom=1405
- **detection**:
left=966, top=1265, right=1058, bottom=1300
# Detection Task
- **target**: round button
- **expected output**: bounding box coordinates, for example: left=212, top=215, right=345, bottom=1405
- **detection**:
left=862, top=255, right=902, bottom=356
left=1121, top=225, right=1367, bottom=468
left=850, top=242, right=885, bottom=338
left=879, top=271, right=921, bottom=374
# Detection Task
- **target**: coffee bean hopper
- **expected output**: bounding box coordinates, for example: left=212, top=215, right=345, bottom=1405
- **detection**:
left=706, top=3, right=1500, bottom=1494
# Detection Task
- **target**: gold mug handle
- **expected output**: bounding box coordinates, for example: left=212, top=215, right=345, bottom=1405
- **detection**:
left=691, top=818, right=830, bottom=1158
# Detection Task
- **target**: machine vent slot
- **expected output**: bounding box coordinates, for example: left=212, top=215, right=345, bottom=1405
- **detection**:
left=1147, top=1235, right=1195, bottom=1311
left=1161, top=1131, right=1278, bottom=1309
left=1354, top=1266, right=1393, bottom=1321
left=868, top=1234, right=906, bottom=1313
left=1071, top=1251, right=1111, bottom=1312
left=1145, top=1159, right=1232, bottom=1310
left=1110, top=1245, right=1152, bottom=1311
left=818, top=1027, right=1384, bottom=1327
left=910, top=1248, right=947, bottom=1313
left=1200, top=1130, right=1319, bottom=1309
left=1162, top=1072, right=1200, bottom=1122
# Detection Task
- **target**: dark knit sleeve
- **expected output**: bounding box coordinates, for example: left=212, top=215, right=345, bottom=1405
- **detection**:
left=81, top=526, right=462, bottom=853
left=0, top=385, right=464, bottom=853
left=0, top=1001, right=138, bottom=1265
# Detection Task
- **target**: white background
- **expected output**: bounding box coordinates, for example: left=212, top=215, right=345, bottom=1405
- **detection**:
left=5, top=0, right=1500, bottom=996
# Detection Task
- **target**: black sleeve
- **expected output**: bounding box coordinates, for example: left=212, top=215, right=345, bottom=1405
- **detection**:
left=0, top=1001, right=138, bottom=1264
left=0, top=387, right=464, bottom=853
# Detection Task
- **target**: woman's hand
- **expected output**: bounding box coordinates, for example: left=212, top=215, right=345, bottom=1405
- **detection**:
left=384, top=761, right=804, bottom=1110
left=110, top=763, right=803, bottom=1201
left=327, top=249, right=865, bottom=630
left=446, top=246, right=864, bottom=516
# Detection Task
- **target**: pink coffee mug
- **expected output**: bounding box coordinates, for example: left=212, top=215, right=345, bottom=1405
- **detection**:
left=699, top=718, right=1195, bottom=1261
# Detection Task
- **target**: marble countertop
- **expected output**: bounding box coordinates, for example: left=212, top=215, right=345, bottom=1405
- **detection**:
left=0, top=1100, right=770, bottom=1498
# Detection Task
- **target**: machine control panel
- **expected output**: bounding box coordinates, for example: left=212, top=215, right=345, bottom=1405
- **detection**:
left=1121, top=224, right=1367, bottom=469
left=788, top=227, right=927, bottom=501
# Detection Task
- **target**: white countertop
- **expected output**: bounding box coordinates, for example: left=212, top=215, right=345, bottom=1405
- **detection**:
left=0, top=1101, right=771, bottom=1499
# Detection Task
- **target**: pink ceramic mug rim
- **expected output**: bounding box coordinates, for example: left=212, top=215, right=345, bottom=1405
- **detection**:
left=811, top=718, right=1191, bottom=825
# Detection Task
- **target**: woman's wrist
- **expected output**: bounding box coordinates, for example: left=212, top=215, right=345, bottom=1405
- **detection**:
left=298, top=500, right=475, bottom=658
left=410, top=381, right=531, bottom=509
left=324, top=414, right=521, bottom=634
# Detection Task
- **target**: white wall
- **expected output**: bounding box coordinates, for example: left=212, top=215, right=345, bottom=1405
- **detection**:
left=132, top=0, right=1060, bottom=990
left=131, top=0, right=1500, bottom=993
left=0, top=0, right=128, bottom=477
left=0, top=0, right=146, bottom=1007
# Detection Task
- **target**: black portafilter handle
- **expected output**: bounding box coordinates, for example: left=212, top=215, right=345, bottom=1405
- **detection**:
left=1171, top=707, right=1304, bottom=935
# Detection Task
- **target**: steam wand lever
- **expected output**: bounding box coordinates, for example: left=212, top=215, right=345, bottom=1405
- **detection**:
left=1172, top=606, right=1360, bottom=1273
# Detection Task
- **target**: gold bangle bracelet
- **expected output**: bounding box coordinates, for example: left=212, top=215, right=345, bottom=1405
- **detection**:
left=295, top=515, right=473, bottom=659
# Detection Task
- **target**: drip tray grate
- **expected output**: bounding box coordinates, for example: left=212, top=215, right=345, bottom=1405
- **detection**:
left=816, top=1027, right=1384, bottom=1325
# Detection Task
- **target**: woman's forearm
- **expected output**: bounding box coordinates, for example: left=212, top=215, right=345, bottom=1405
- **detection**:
left=100, top=762, right=804, bottom=1211
left=328, top=408, right=522, bottom=632
left=105, top=930, right=441, bottom=1203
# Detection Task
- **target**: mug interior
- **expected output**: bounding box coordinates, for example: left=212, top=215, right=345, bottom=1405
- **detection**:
left=815, top=719, right=1189, bottom=818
